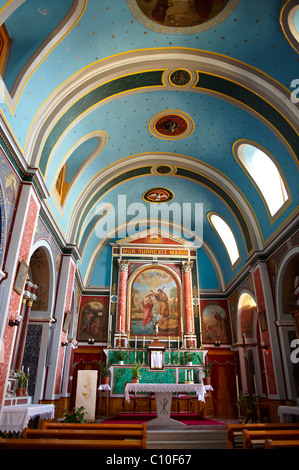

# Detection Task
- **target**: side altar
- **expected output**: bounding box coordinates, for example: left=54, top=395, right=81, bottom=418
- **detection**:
left=102, top=229, right=209, bottom=401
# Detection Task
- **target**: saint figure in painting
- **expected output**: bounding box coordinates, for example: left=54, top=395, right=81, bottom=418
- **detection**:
left=150, top=288, right=169, bottom=324
left=143, top=294, right=154, bottom=326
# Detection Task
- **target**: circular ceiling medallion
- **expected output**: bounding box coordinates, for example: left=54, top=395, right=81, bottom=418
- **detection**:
left=127, top=0, right=240, bottom=34
left=156, top=165, right=172, bottom=174
left=169, top=69, right=192, bottom=87
left=149, top=110, right=194, bottom=140
left=143, top=187, right=174, bottom=203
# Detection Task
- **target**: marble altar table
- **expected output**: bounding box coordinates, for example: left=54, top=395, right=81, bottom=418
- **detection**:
left=125, top=383, right=209, bottom=428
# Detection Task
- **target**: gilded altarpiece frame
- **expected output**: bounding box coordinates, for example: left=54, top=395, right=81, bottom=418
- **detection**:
left=127, top=264, right=183, bottom=342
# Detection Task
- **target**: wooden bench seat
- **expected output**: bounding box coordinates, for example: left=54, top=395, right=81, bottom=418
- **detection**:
left=265, top=439, right=299, bottom=449
left=0, top=438, right=144, bottom=449
left=41, top=422, right=144, bottom=430
left=226, top=423, right=299, bottom=449
left=243, top=429, right=299, bottom=449
left=22, top=427, right=145, bottom=441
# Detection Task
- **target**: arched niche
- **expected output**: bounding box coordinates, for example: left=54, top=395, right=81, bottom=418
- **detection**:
left=276, top=248, right=299, bottom=400
left=20, top=240, right=56, bottom=402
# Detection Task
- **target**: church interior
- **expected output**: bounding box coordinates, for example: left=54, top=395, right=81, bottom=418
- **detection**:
left=0, top=0, right=298, bottom=451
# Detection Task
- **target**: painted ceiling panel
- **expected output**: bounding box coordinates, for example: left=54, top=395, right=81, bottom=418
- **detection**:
left=0, top=0, right=298, bottom=291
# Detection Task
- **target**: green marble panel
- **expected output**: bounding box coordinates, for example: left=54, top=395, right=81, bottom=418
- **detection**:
left=112, top=367, right=176, bottom=394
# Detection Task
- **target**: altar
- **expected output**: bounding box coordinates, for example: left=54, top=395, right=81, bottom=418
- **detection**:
left=125, top=383, right=211, bottom=427
left=97, top=230, right=211, bottom=414
left=0, top=404, right=55, bottom=433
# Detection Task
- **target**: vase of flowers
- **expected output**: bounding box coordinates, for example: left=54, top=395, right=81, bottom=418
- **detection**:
left=116, top=350, right=126, bottom=365
left=63, top=406, right=87, bottom=423
left=16, top=369, right=29, bottom=396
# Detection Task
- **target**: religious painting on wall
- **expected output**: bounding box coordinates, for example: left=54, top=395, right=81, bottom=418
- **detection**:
left=135, top=0, right=229, bottom=28
left=77, top=297, right=108, bottom=342
left=202, top=302, right=230, bottom=344
left=129, top=266, right=180, bottom=337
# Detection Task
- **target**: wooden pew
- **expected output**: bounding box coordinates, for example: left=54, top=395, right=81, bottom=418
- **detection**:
left=265, top=439, right=299, bottom=449
left=243, top=429, right=299, bottom=449
left=22, top=427, right=145, bottom=442
left=226, top=423, right=299, bottom=449
left=0, top=437, right=145, bottom=449
left=41, top=421, right=144, bottom=430
left=0, top=422, right=147, bottom=449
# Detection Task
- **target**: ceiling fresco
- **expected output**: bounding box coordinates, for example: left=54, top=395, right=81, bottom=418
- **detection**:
left=0, top=0, right=298, bottom=293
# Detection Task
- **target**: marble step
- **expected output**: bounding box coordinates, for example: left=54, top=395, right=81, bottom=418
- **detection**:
left=147, top=429, right=227, bottom=449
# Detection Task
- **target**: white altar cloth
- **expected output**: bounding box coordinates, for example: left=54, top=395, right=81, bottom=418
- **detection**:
left=125, top=383, right=207, bottom=402
left=125, top=383, right=211, bottom=428
left=0, top=404, right=55, bottom=433
left=278, top=405, right=299, bottom=423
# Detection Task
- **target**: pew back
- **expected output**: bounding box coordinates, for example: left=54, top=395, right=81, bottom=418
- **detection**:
left=226, top=423, right=299, bottom=449
left=265, top=439, right=299, bottom=449
left=243, top=429, right=299, bottom=449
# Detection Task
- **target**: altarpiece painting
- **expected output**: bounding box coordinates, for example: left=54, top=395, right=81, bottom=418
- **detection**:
left=129, top=266, right=180, bottom=338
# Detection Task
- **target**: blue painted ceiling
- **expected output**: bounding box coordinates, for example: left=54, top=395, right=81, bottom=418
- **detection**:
left=0, top=0, right=298, bottom=292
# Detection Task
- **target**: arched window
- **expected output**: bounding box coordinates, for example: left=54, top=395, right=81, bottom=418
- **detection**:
left=235, top=142, right=289, bottom=218
left=208, top=213, right=240, bottom=267
left=281, top=1, right=299, bottom=53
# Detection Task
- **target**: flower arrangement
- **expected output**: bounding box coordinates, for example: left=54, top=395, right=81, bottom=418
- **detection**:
left=16, top=369, right=29, bottom=388
left=63, top=406, right=87, bottom=423
left=132, top=362, right=142, bottom=381
left=116, top=350, right=126, bottom=361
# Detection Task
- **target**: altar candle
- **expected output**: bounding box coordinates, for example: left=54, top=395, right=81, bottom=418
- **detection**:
left=185, top=370, right=187, bottom=381
left=253, top=374, right=257, bottom=395
left=177, top=336, right=180, bottom=349
left=135, top=336, right=137, bottom=350
left=143, top=336, right=145, bottom=348
left=168, top=336, right=170, bottom=349
left=191, top=370, right=193, bottom=381
left=236, top=375, right=239, bottom=400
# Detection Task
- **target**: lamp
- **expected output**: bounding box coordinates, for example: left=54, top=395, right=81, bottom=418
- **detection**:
left=261, top=342, right=268, bottom=351
left=214, top=340, right=220, bottom=347
left=88, top=338, right=95, bottom=344
left=61, top=340, right=68, bottom=347
left=8, top=314, right=22, bottom=327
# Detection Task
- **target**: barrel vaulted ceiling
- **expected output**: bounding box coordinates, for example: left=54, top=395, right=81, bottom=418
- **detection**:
left=0, top=0, right=298, bottom=293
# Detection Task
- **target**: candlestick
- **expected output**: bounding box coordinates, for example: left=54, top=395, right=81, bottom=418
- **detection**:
left=236, top=375, right=239, bottom=401
left=253, top=374, right=257, bottom=395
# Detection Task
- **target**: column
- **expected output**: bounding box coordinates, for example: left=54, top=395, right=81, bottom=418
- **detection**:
left=252, top=262, right=282, bottom=398
left=14, top=279, right=38, bottom=371
left=11, top=296, right=27, bottom=368
left=117, top=259, right=129, bottom=347
left=182, top=261, right=196, bottom=348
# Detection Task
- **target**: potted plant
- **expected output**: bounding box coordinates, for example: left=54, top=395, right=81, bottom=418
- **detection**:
left=15, top=369, right=29, bottom=396
left=131, top=362, right=142, bottom=383
left=238, top=392, right=260, bottom=421
left=116, top=350, right=126, bottom=365
left=63, top=406, right=87, bottom=423
left=198, top=358, right=215, bottom=385
left=185, top=353, right=195, bottom=366
left=99, top=360, right=111, bottom=385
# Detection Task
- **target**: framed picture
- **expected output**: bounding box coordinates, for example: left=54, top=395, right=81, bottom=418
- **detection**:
left=62, top=310, right=72, bottom=333
left=13, top=259, right=29, bottom=294
left=258, top=310, right=268, bottom=332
